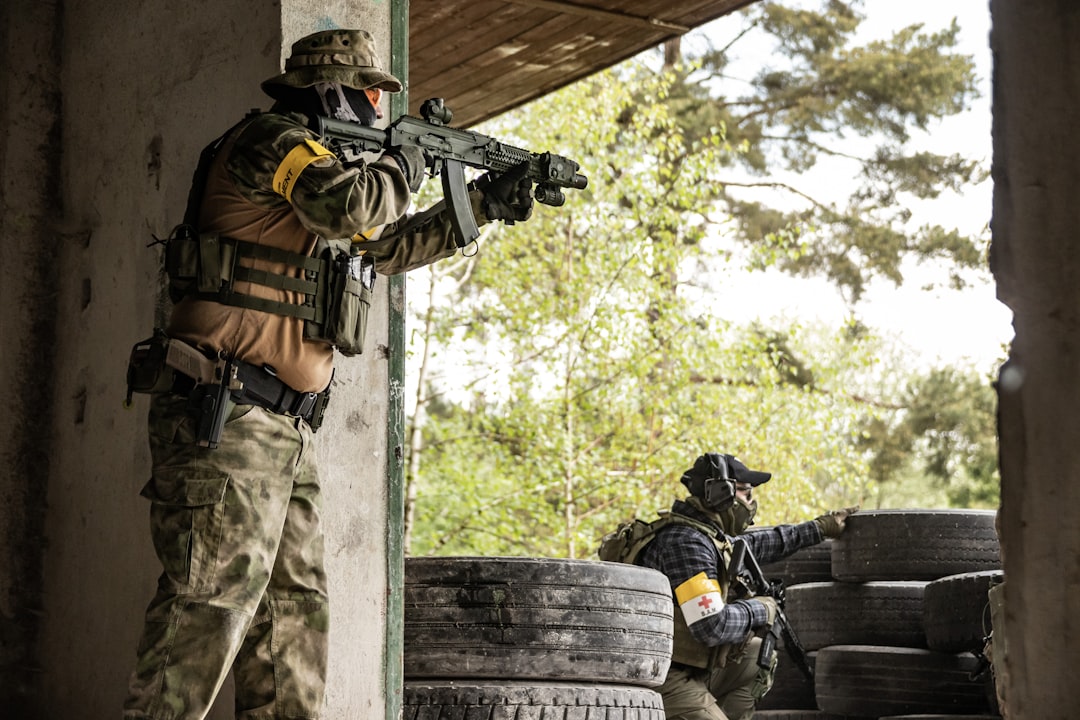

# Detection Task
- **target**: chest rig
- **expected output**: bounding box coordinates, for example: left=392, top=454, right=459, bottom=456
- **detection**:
left=163, top=112, right=374, bottom=357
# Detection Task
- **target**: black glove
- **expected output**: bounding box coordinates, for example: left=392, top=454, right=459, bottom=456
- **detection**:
left=479, top=162, right=534, bottom=223
left=386, top=145, right=426, bottom=193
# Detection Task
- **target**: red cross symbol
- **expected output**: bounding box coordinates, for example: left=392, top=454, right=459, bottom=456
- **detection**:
left=697, top=595, right=714, bottom=610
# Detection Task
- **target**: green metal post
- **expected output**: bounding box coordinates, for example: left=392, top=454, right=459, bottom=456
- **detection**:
left=385, top=3, right=409, bottom=720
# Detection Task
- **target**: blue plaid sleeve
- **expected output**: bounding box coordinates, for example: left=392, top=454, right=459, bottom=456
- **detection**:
left=742, top=520, right=823, bottom=565
left=639, top=525, right=763, bottom=646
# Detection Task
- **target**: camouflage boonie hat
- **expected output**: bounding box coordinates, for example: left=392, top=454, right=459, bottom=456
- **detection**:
left=262, top=28, right=403, bottom=98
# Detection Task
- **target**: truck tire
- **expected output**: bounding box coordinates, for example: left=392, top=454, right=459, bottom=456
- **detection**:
left=814, top=645, right=992, bottom=716
left=923, top=570, right=1003, bottom=652
left=404, top=556, right=673, bottom=686
left=751, top=712, right=859, bottom=716
left=784, top=581, right=928, bottom=650
left=831, top=510, right=1000, bottom=581
left=876, top=716, right=1002, bottom=719
left=756, top=650, right=817, bottom=711
left=402, top=681, right=666, bottom=720
left=753, top=713, right=865, bottom=720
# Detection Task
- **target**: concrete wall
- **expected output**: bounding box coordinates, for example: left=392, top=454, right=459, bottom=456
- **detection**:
left=0, top=1, right=62, bottom=715
left=1, top=0, right=402, bottom=717
left=990, top=1, right=1080, bottom=716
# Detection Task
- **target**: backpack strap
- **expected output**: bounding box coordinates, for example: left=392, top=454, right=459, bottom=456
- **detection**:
left=602, top=510, right=731, bottom=566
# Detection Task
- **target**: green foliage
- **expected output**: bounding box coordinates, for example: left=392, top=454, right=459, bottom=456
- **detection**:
left=651, top=0, right=986, bottom=301
left=405, top=61, right=882, bottom=552
left=404, top=1, right=1000, bottom=559
left=855, top=364, right=1000, bottom=509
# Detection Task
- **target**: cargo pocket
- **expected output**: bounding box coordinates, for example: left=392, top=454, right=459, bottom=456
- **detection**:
left=140, top=468, right=229, bottom=592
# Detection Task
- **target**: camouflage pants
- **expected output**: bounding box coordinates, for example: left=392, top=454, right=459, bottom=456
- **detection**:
left=124, top=393, right=329, bottom=720
left=659, top=638, right=767, bottom=720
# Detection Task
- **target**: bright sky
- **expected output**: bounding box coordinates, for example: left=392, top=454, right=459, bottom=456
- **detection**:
left=695, top=0, right=1013, bottom=371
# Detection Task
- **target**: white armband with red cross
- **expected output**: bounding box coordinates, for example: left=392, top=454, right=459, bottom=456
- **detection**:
left=675, top=572, right=724, bottom=625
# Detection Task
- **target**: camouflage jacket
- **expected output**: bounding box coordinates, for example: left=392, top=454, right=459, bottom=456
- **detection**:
left=222, top=108, right=469, bottom=271
left=167, top=108, right=473, bottom=392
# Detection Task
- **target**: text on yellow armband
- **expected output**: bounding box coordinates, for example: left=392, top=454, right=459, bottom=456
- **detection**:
left=273, top=139, right=334, bottom=203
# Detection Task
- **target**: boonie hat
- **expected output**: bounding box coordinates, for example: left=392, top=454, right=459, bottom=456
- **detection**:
left=262, top=28, right=403, bottom=98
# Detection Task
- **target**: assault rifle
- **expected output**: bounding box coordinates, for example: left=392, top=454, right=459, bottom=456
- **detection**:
left=728, top=538, right=814, bottom=682
left=313, top=97, right=588, bottom=247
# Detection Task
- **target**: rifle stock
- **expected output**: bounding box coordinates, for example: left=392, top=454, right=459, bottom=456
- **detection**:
left=313, top=98, right=588, bottom=247
left=729, top=537, right=815, bottom=682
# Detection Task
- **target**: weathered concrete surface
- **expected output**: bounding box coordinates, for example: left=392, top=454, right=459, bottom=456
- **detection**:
left=1, top=0, right=398, bottom=717
left=0, top=0, right=61, bottom=716
left=990, top=0, right=1080, bottom=717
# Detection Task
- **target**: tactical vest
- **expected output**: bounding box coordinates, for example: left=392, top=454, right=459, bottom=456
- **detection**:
left=598, top=510, right=742, bottom=669
left=163, top=112, right=374, bottom=357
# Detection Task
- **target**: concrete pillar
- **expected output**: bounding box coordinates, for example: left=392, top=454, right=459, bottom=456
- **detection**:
left=0, top=0, right=404, bottom=717
left=0, top=0, right=63, bottom=715
left=990, top=0, right=1080, bottom=716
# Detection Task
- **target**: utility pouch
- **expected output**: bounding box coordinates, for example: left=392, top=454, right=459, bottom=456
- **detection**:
left=750, top=651, right=778, bottom=699
left=164, top=225, right=233, bottom=304
left=126, top=330, right=177, bottom=404
left=598, top=518, right=658, bottom=563
left=304, top=237, right=374, bottom=356
left=163, top=225, right=199, bottom=303
left=125, top=329, right=227, bottom=404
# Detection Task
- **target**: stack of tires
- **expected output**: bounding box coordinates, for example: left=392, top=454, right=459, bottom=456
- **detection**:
left=402, top=556, right=674, bottom=719
left=756, top=509, right=1004, bottom=720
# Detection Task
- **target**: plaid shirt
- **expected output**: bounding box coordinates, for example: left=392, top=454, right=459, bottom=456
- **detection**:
left=638, top=498, right=822, bottom=646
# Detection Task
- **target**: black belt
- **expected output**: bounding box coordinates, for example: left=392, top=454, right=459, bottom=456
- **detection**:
left=231, top=360, right=325, bottom=423
left=174, top=358, right=331, bottom=430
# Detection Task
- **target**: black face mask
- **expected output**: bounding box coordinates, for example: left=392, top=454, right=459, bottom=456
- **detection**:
left=314, top=82, right=377, bottom=126
left=272, top=83, right=377, bottom=126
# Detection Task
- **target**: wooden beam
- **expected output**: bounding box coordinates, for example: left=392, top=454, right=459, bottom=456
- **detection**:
left=500, top=0, right=689, bottom=34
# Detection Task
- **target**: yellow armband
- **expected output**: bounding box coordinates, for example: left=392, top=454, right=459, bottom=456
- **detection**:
left=352, top=226, right=382, bottom=243
left=675, top=572, right=724, bottom=625
left=273, top=139, right=335, bottom=203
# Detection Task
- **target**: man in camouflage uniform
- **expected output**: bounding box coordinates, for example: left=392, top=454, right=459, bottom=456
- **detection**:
left=629, top=453, right=857, bottom=720
left=123, top=29, right=533, bottom=720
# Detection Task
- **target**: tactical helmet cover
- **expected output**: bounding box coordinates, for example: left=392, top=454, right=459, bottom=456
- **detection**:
left=262, top=29, right=403, bottom=99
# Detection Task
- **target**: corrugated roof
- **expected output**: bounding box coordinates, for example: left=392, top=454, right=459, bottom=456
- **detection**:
left=408, top=0, right=755, bottom=127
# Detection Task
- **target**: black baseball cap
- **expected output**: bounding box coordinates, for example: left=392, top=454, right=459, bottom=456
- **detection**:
left=725, top=454, right=772, bottom=486
left=682, top=452, right=772, bottom=488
